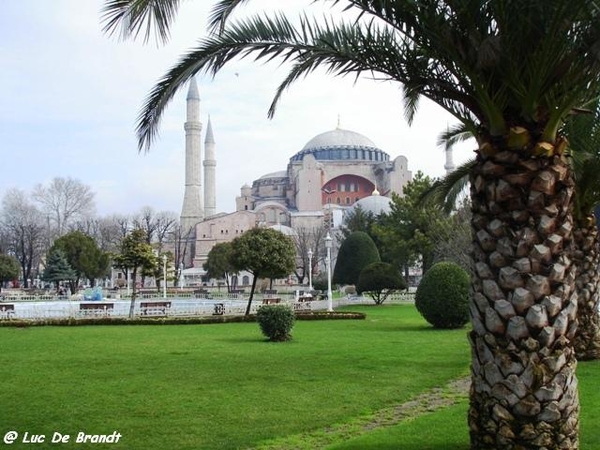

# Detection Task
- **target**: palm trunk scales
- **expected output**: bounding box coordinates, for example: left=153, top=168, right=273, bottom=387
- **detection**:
left=468, top=133, right=579, bottom=449
left=572, top=219, right=600, bottom=360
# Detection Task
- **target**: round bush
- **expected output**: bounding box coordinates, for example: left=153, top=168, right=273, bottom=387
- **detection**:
left=256, top=305, right=295, bottom=342
left=415, top=261, right=470, bottom=329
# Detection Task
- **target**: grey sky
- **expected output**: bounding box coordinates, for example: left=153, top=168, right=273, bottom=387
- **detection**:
left=0, top=0, right=473, bottom=217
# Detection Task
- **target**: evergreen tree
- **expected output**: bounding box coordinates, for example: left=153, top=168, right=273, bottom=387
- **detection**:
left=332, top=231, right=380, bottom=286
left=376, top=172, right=447, bottom=276
left=0, top=253, right=20, bottom=292
left=42, top=249, right=76, bottom=293
left=52, top=231, right=110, bottom=293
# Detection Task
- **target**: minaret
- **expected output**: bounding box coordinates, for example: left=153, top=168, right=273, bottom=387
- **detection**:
left=203, top=116, right=217, bottom=218
left=444, top=147, right=456, bottom=174
left=180, top=78, right=204, bottom=236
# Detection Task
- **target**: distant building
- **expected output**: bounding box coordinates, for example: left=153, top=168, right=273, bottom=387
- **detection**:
left=178, top=79, right=416, bottom=276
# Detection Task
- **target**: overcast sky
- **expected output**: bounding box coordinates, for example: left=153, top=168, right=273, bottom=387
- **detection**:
left=0, top=0, right=474, bottom=218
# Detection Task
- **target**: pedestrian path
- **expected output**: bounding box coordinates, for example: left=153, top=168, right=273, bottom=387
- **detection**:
left=249, top=375, right=470, bottom=450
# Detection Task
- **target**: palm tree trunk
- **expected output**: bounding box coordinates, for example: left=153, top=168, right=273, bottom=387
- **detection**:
left=468, top=137, right=579, bottom=449
left=572, top=217, right=600, bottom=360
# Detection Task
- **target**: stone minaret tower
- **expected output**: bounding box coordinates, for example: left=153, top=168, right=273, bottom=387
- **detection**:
left=444, top=147, right=456, bottom=174
left=180, top=78, right=204, bottom=236
left=203, top=116, right=217, bottom=218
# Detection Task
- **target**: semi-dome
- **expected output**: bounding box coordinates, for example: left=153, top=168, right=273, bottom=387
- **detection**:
left=268, top=224, right=296, bottom=236
left=258, top=170, right=287, bottom=180
left=350, top=191, right=393, bottom=216
left=290, top=127, right=390, bottom=163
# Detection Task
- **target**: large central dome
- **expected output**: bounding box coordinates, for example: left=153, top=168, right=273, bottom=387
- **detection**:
left=290, top=127, right=390, bottom=163
left=303, top=128, right=377, bottom=150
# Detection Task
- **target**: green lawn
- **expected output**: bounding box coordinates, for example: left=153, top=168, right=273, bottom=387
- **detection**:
left=0, top=304, right=597, bottom=449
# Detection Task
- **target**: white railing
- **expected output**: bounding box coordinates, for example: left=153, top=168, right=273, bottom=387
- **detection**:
left=0, top=291, right=415, bottom=321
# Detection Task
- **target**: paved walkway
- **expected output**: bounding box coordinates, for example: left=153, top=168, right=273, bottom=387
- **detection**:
left=249, top=376, right=471, bottom=450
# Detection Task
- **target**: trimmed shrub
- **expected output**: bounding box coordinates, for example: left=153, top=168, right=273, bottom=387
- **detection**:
left=415, top=261, right=470, bottom=329
left=256, top=305, right=295, bottom=341
left=333, top=231, right=380, bottom=285
left=356, top=262, right=407, bottom=305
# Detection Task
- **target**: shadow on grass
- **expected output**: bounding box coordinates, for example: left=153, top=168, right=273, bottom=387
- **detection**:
left=334, top=444, right=468, bottom=450
left=362, top=323, right=466, bottom=333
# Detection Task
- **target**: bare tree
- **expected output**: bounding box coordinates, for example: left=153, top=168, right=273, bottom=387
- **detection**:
left=133, top=206, right=159, bottom=244
left=1, top=188, right=46, bottom=287
left=154, top=211, right=178, bottom=250
left=293, top=226, right=327, bottom=286
left=32, top=177, right=95, bottom=237
left=430, top=201, right=472, bottom=273
left=132, top=207, right=177, bottom=249
left=170, top=224, right=192, bottom=282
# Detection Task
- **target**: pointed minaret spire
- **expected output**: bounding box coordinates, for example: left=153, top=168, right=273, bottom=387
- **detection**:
left=336, top=114, right=341, bottom=129
left=186, top=77, right=200, bottom=101
left=203, top=115, right=217, bottom=218
left=180, top=78, right=204, bottom=241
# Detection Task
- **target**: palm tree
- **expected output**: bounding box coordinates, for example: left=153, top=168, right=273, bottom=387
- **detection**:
left=427, top=103, right=600, bottom=362
left=564, top=107, right=600, bottom=361
left=101, top=2, right=600, bottom=448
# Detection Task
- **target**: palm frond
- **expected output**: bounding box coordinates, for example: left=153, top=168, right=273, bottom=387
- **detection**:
left=128, top=0, right=600, bottom=153
left=565, top=100, right=600, bottom=217
left=101, top=0, right=181, bottom=45
left=402, top=83, right=420, bottom=126
left=208, top=0, right=251, bottom=33
left=436, top=122, right=477, bottom=150
left=135, top=12, right=470, bottom=150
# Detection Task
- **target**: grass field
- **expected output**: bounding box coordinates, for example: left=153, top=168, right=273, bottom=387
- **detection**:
left=0, top=304, right=597, bottom=449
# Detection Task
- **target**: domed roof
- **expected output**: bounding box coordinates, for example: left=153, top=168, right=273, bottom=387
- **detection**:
left=351, top=191, right=393, bottom=216
left=290, top=127, right=390, bottom=163
left=302, top=128, right=377, bottom=151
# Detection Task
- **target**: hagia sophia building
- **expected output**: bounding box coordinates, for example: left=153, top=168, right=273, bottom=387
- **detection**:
left=179, top=79, right=455, bottom=275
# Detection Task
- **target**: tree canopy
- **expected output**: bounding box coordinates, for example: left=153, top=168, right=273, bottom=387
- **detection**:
left=356, top=261, right=406, bottom=305
left=113, top=228, right=156, bottom=316
left=376, top=172, right=447, bottom=275
left=52, top=231, right=110, bottom=292
left=203, top=242, right=235, bottom=291
left=230, top=227, right=296, bottom=315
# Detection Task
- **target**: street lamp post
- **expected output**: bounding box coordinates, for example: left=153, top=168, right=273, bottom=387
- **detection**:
left=162, top=254, right=167, bottom=299
left=307, top=248, right=313, bottom=291
left=325, top=233, right=333, bottom=312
